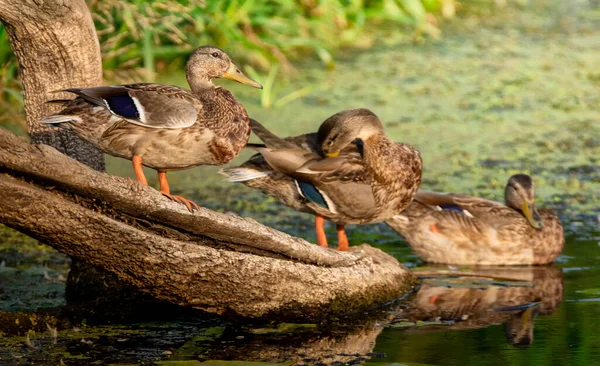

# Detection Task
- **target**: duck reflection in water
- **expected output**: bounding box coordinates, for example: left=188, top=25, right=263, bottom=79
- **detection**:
left=500, top=304, right=539, bottom=347
left=179, top=266, right=562, bottom=365
left=388, top=265, right=563, bottom=348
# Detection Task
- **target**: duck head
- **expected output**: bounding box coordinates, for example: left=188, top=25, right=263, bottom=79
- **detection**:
left=186, top=45, right=262, bottom=92
left=318, top=108, right=384, bottom=158
left=505, top=174, right=544, bottom=229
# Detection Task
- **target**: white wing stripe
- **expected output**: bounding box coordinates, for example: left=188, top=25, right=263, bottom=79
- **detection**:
left=130, top=95, right=147, bottom=123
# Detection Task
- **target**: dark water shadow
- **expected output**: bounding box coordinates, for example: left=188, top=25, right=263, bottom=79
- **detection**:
left=152, top=265, right=563, bottom=365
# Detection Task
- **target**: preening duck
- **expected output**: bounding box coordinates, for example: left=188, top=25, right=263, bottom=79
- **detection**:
left=221, top=108, right=422, bottom=250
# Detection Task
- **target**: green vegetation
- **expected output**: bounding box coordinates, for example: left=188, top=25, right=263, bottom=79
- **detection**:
left=0, top=26, right=24, bottom=131
left=91, top=0, right=456, bottom=76
left=0, top=0, right=455, bottom=129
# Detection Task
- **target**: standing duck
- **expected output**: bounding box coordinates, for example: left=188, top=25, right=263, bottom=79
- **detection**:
left=386, top=174, right=564, bottom=265
left=40, top=46, right=262, bottom=210
left=220, top=108, right=422, bottom=251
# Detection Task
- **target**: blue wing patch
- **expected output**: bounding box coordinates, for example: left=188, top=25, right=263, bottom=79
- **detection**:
left=440, top=204, right=463, bottom=212
left=104, top=94, right=140, bottom=119
left=297, top=181, right=328, bottom=209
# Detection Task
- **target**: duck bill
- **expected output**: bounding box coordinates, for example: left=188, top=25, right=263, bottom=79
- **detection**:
left=222, top=63, right=262, bottom=89
left=522, top=201, right=544, bottom=229
left=325, top=151, right=340, bottom=158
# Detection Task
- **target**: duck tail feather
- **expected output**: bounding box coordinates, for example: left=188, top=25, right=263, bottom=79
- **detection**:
left=246, top=143, right=267, bottom=150
left=219, top=167, right=270, bottom=182
left=249, top=118, right=297, bottom=149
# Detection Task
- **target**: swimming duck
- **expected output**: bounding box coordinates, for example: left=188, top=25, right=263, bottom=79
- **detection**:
left=386, top=174, right=564, bottom=265
left=40, top=45, right=262, bottom=211
left=220, top=108, right=422, bottom=251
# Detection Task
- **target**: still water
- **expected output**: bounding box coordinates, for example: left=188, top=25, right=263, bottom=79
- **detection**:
left=369, top=233, right=600, bottom=366
left=2, top=231, right=599, bottom=364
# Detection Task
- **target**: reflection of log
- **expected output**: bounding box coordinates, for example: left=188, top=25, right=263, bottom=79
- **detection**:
left=0, top=128, right=416, bottom=320
left=139, top=266, right=564, bottom=363
left=182, top=324, right=384, bottom=365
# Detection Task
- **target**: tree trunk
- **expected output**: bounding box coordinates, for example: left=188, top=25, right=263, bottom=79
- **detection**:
left=0, top=128, right=417, bottom=320
left=0, top=0, right=104, bottom=170
left=0, top=0, right=113, bottom=310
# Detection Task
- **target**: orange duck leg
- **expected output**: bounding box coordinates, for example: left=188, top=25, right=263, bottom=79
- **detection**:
left=132, top=155, right=148, bottom=186
left=315, top=215, right=328, bottom=248
left=336, top=224, right=349, bottom=251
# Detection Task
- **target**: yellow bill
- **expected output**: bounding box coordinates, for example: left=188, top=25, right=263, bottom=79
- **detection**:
left=325, top=151, right=340, bottom=158
left=521, top=201, right=544, bottom=229
left=222, top=63, right=262, bottom=89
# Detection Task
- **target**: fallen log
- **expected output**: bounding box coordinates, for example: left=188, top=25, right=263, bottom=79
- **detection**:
left=0, top=128, right=417, bottom=321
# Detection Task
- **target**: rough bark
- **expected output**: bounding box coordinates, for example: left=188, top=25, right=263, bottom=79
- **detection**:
left=0, top=0, right=104, bottom=169
left=0, top=128, right=417, bottom=320
left=1, top=0, right=109, bottom=308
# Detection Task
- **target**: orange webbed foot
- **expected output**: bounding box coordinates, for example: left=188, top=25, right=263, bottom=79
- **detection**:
left=162, top=193, right=199, bottom=212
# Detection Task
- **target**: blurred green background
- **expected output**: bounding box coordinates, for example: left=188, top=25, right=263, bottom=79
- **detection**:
left=0, top=0, right=456, bottom=130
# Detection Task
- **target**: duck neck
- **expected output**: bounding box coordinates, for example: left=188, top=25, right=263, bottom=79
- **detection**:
left=187, top=73, right=216, bottom=94
left=361, top=135, right=383, bottom=171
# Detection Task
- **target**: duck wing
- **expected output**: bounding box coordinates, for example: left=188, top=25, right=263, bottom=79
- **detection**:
left=250, top=146, right=318, bottom=175
left=295, top=152, right=368, bottom=184
left=415, top=190, right=520, bottom=229
left=433, top=209, right=491, bottom=237
left=248, top=118, right=321, bottom=174
left=415, top=191, right=503, bottom=210
left=236, top=119, right=374, bottom=219
left=61, top=84, right=200, bottom=129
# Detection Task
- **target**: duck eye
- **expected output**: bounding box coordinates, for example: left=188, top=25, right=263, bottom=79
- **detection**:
left=211, top=52, right=220, bottom=58
left=327, top=141, right=333, bottom=146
